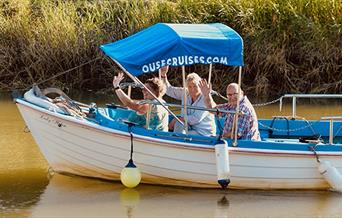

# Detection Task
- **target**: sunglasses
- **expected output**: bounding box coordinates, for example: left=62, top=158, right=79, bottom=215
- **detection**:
left=226, top=93, right=238, bottom=97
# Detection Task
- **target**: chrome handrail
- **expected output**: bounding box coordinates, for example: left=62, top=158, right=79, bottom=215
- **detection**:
left=280, top=94, right=342, bottom=119
left=321, top=116, right=342, bottom=144
left=139, top=100, right=248, bottom=117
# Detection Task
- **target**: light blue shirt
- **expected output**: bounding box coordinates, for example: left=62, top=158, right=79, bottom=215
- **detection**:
left=166, top=85, right=216, bottom=136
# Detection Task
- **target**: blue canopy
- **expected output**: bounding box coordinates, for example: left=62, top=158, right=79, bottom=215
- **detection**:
left=100, top=23, right=243, bottom=76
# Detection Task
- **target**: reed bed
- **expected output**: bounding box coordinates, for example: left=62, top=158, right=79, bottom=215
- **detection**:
left=0, top=0, right=341, bottom=98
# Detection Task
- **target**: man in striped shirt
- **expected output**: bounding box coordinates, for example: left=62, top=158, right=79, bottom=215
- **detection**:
left=199, top=81, right=260, bottom=140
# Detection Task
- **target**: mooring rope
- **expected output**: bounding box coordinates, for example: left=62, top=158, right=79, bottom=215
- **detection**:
left=210, top=90, right=282, bottom=107
left=14, top=57, right=101, bottom=91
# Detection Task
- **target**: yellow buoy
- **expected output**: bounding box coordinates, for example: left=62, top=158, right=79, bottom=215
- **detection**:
left=120, top=123, right=141, bottom=188
left=120, top=159, right=141, bottom=188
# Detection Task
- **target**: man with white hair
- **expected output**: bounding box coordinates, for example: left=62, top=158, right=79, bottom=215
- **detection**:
left=199, top=81, right=260, bottom=140
left=160, top=66, right=216, bottom=137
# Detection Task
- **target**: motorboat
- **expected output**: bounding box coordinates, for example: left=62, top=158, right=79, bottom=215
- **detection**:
left=15, top=23, right=342, bottom=191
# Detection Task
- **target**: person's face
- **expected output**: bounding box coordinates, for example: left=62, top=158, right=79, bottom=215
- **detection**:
left=142, top=83, right=155, bottom=100
left=187, top=81, right=201, bottom=100
left=226, top=86, right=239, bottom=106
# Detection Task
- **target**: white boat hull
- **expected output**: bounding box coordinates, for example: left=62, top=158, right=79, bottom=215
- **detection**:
left=16, top=100, right=342, bottom=189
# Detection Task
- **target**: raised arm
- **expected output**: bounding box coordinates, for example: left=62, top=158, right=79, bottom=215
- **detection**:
left=113, top=72, right=148, bottom=114
left=199, top=79, right=217, bottom=109
left=160, top=66, right=171, bottom=87
left=160, top=66, right=184, bottom=100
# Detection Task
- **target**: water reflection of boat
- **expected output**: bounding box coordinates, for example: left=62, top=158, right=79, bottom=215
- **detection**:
left=15, top=23, right=342, bottom=190
left=30, top=174, right=342, bottom=218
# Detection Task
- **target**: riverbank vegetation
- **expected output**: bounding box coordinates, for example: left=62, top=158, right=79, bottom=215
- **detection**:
left=0, top=0, right=340, bottom=98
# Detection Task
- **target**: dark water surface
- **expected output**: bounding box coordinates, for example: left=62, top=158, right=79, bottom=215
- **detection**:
left=1, top=92, right=342, bottom=218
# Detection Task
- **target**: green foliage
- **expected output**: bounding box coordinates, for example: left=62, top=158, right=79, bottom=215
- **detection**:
left=0, top=0, right=341, bottom=97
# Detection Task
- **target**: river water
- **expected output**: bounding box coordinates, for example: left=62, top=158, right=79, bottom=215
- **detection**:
left=1, top=92, right=342, bottom=218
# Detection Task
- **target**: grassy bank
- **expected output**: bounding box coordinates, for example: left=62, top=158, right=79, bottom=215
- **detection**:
left=0, top=0, right=341, bottom=98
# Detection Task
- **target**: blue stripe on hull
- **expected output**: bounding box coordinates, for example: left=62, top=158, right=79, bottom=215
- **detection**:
left=97, top=107, right=342, bottom=152
left=227, top=139, right=342, bottom=152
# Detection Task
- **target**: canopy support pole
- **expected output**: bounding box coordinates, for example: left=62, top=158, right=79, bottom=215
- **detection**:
left=233, top=66, right=242, bottom=147
left=127, top=86, right=132, bottom=98
left=208, top=64, right=212, bottom=84
left=146, top=104, right=152, bottom=129
left=112, top=58, right=184, bottom=127
left=182, top=66, right=188, bottom=134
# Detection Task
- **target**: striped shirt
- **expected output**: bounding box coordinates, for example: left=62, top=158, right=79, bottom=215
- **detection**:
left=217, top=96, right=260, bottom=140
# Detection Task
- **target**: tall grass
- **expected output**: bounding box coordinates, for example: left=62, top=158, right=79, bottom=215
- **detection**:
left=0, top=0, right=341, bottom=98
